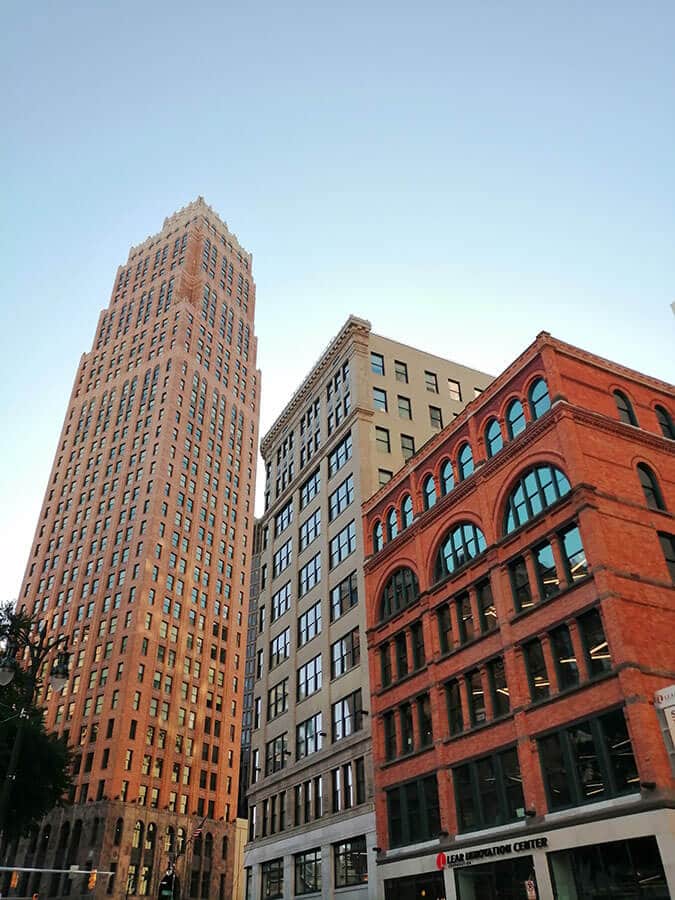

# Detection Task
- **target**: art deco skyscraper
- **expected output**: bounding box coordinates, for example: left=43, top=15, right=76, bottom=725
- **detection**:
left=3, top=198, right=260, bottom=900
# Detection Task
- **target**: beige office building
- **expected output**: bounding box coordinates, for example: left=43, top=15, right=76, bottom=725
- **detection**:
left=243, top=316, right=492, bottom=900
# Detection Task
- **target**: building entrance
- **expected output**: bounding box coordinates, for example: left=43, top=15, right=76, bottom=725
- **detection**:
left=454, top=855, right=536, bottom=900
left=384, top=871, right=447, bottom=900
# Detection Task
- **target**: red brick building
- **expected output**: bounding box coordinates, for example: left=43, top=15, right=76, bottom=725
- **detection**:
left=363, top=333, right=675, bottom=900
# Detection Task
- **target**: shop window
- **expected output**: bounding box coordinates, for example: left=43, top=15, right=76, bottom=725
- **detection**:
left=295, top=848, right=321, bottom=896
left=454, top=747, right=524, bottom=831
left=260, top=859, right=283, bottom=900
left=386, top=775, right=440, bottom=847
left=538, top=708, right=638, bottom=811
left=333, top=836, right=367, bottom=887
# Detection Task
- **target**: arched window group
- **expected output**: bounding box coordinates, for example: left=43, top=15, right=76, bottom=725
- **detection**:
left=434, top=522, right=487, bottom=581
left=380, top=567, right=420, bottom=619
left=504, top=464, right=571, bottom=534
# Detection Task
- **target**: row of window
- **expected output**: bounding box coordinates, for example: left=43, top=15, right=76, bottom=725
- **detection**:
left=255, top=834, right=367, bottom=899
left=385, top=706, right=637, bottom=847
left=371, top=350, right=469, bottom=399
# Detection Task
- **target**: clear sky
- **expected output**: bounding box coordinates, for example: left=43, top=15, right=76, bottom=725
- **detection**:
left=1, top=0, right=674, bottom=603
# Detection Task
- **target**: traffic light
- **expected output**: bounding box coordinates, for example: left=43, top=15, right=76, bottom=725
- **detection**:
left=88, top=870, right=97, bottom=890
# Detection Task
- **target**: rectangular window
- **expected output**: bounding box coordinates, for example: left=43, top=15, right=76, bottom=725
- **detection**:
left=417, top=693, right=433, bottom=746
left=457, top=593, right=475, bottom=644
left=370, top=352, right=385, bottom=375
left=448, top=378, right=462, bottom=401
left=395, top=632, right=408, bottom=679
left=539, top=708, right=638, bottom=810
left=578, top=608, right=612, bottom=676
left=488, top=657, right=510, bottom=717
left=551, top=624, right=579, bottom=689
left=329, top=521, right=356, bottom=569
left=272, top=539, right=292, bottom=578
left=394, top=360, right=408, bottom=383
left=267, top=679, right=288, bottom=720
left=331, top=628, right=360, bottom=678
left=300, top=469, right=320, bottom=509
left=446, top=679, right=463, bottom=735
left=375, top=426, right=391, bottom=453
left=328, top=432, right=352, bottom=478
left=424, top=371, right=438, bottom=393
left=437, top=604, right=452, bottom=654
left=454, top=747, right=524, bottom=831
left=330, top=571, right=358, bottom=621
left=380, top=643, right=392, bottom=687
left=384, top=711, right=397, bottom=760
left=334, top=836, right=367, bottom=888
left=534, top=541, right=560, bottom=600
left=331, top=689, right=362, bottom=741
left=261, top=859, right=284, bottom=899
left=398, top=396, right=412, bottom=419
left=373, top=388, right=388, bottom=412
left=297, top=654, right=322, bottom=701
left=561, top=524, right=589, bottom=582
left=298, top=601, right=321, bottom=646
left=477, top=579, right=497, bottom=633
left=264, top=735, right=288, bottom=776
left=295, top=848, right=322, bottom=896
left=386, top=774, right=440, bottom=848
left=328, top=475, right=354, bottom=521
left=299, top=508, right=321, bottom=551
left=411, top=622, right=425, bottom=669
left=274, top=501, right=293, bottom=537
left=467, top=669, right=486, bottom=725
left=271, top=582, right=291, bottom=622
left=401, top=434, right=415, bottom=461
left=269, top=628, right=290, bottom=670
left=378, top=469, right=393, bottom=486
left=296, top=712, right=323, bottom=759
left=298, top=553, right=321, bottom=597
left=524, top=639, right=550, bottom=701
left=509, top=556, right=533, bottom=611
left=429, top=405, right=443, bottom=429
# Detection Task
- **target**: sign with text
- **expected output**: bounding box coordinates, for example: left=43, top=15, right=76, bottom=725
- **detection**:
left=436, top=837, right=548, bottom=868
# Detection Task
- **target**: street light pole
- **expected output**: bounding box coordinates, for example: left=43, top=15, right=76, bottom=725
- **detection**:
left=0, top=607, right=70, bottom=836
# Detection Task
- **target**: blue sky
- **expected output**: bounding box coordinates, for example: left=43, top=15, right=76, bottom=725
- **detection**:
left=1, top=0, right=674, bottom=602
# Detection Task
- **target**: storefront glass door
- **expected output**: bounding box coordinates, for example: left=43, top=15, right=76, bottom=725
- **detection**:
left=455, top=855, right=536, bottom=900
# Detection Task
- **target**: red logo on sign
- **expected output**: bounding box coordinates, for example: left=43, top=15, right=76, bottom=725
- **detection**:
left=436, top=852, right=447, bottom=870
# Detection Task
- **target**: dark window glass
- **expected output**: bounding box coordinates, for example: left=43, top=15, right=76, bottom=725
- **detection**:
left=400, top=702, right=414, bottom=754
left=401, top=495, right=413, bottom=528
left=509, top=556, right=533, bottom=611
left=485, top=418, right=503, bottom=458
left=423, top=475, right=437, bottom=510
left=658, top=532, right=675, bottom=582
left=528, top=378, right=551, bottom=419
left=446, top=679, right=463, bottom=735
left=411, top=622, right=425, bottom=669
left=295, top=849, right=321, bottom=896
left=386, top=509, right=398, bottom=541
left=655, top=404, right=675, bottom=439
left=373, top=387, right=388, bottom=412
left=434, top=522, right=487, bottom=581
left=437, top=604, right=452, bottom=654
left=534, top=541, right=560, bottom=600
left=477, top=579, right=497, bottom=633
left=334, top=836, right=367, bottom=887
left=637, top=463, right=666, bottom=510
left=395, top=360, right=408, bottom=383
left=384, top=711, right=397, bottom=761
left=551, top=624, right=579, bottom=689
left=395, top=633, right=408, bottom=679
left=454, top=747, right=524, bottom=832
left=370, top=352, right=384, bottom=375
left=429, top=405, right=443, bottom=429
left=457, top=443, right=474, bottom=480
left=578, top=608, right=611, bottom=676
left=506, top=399, right=526, bottom=439
left=614, top=390, right=638, bottom=426
left=417, top=693, right=433, bottom=746
left=467, top=669, right=486, bottom=725
left=372, top=522, right=383, bottom=552
left=539, top=732, right=572, bottom=808
left=488, top=657, right=510, bottom=717
left=559, top=523, right=588, bottom=582
left=261, top=859, right=284, bottom=899
left=398, top=396, right=412, bottom=419
left=524, top=639, right=550, bottom=701
left=380, top=643, right=392, bottom=687
left=456, top=593, right=474, bottom=643
left=386, top=775, right=440, bottom=847
left=504, top=464, right=571, bottom=534
left=379, top=567, right=420, bottom=620
left=600, top=709, right=639, bottom=793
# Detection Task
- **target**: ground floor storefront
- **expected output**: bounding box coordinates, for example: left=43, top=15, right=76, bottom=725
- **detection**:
left=379, top=807, right=675, bottom=900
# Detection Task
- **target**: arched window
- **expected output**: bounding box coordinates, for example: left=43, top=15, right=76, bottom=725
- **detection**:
left=40, top=824, right=51, bottom=852
left=401, top=495, right=413, bottom=528
left=57, top=823, right=70, bottom=852
left=506, top=399, right=526, bottom=439
left=484, top=419, right=503, bottom=458
left=614, top=390, right=638, bottom=426
left=193, top=833, right=203, bottom=857
left=380, top=567, right=420, bottom=620
left=386, top=509, right=398, bottom=541
left=503, top=465, right=571, bottom=534
left=144, top=823, right=156, bottom=853
left=457, top=443, right=474, bottom=481
left=655, top=405, right=675, bottom=440
left=440, top=460, right=455, bottom=495
left=204, top=833, right=214, bottom=859
left=90, top=818, right=100, bottom=847
left=164, top=827, right=175, bottom=853
left=221, top=835, right=229, bottom=861
left=434, top=522, right=487, bottom=581
left=132, top=822, right=144, bottom=850
left=373, top=521, right=383, bottom=552
left=423, top=474, right=437, bottom=510
left=528, top=378, right=551, bottom=419
left=637, top=464, right=666, bottom=511
left=176, top=828, right=186, bottom=855
left=114, top=819, right=123, bottom=846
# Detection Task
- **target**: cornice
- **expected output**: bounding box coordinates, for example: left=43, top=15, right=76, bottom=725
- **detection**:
left=260, top=315, right=372, bottom=455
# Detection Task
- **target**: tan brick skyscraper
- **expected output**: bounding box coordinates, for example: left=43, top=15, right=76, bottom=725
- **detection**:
left=3, top=198, right=260, bottom=900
